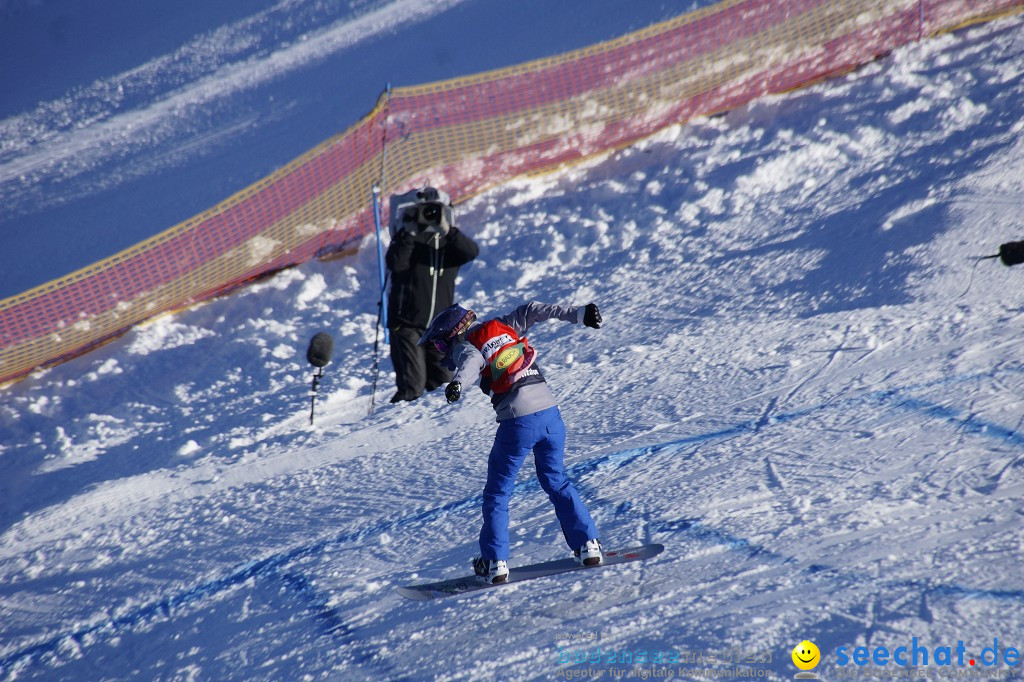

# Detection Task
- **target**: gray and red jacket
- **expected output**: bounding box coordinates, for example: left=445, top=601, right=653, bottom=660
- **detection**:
left=450, top=301, right=589, bottom=421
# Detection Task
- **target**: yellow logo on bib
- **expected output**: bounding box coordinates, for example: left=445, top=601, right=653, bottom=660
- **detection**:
left=494, top=345, right=523, bottom=371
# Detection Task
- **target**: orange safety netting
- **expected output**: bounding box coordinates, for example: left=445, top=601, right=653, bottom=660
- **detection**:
left=1, top=0, right=1021, bottom=386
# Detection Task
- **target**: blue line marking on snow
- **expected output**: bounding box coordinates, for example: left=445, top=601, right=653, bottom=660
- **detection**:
left=271, top=567, right=398, bottom=677
left=0, top=496, right=484, bottom=675
left=647, top=507, right=1024, bottom=604
left=883, top=393, right=1024, bottom=447
left=3, top=369, right=1021, bottom=675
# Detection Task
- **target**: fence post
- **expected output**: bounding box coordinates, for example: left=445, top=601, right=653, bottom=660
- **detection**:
left=376, top=83, right=392, bottom=344
left=368, top=84, right=393, bottom=414
left=373, top=184, right=388, bottom=341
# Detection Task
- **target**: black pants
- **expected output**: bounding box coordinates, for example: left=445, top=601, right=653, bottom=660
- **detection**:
left=389, top=326, right=452, bottom=402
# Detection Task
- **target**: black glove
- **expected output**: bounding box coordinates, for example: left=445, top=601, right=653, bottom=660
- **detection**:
left=395, top=223, right=416, bottom=244
left=445, top=381, right=462, bottom=403
left=395, top=208, right=417, bottom=234
left=583, top=303, right=602, bottom=329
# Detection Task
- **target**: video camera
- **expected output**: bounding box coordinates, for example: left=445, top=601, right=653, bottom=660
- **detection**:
left=390, top=186, right=453, bottom=237
left=416, top=201, right=445, bottom=229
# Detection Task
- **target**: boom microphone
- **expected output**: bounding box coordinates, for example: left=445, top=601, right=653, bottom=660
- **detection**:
left=306, top=332, right=335, bottom=425
left=307, top=332, right=334, bottom=368
left=957, top=239, right=1024, bottom=300
left=998, top=240, right=1024, bottom=267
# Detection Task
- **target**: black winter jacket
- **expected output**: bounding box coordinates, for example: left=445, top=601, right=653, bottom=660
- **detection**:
left=386, top=226, right=479, bottom=329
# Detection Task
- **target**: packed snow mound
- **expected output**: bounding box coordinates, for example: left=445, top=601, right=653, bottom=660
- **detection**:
left=2, top=12, right=1024, bottom=681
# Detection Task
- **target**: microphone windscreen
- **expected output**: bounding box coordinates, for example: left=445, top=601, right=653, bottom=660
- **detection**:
left=306, top=332, right=334, bottom=368
left=999, top=240, right=1024, bottom=267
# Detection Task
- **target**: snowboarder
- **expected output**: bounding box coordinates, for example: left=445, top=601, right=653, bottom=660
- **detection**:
left=419, top=301, right=605, bottom=584
left=386, top=186, right=479, bottom=403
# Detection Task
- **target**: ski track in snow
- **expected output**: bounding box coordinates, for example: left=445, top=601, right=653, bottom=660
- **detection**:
left=0, top=0, right=472, bottom=208
left=2, top=11, right=1024, bottom=682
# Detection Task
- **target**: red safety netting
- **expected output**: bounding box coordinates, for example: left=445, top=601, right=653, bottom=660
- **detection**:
left=1, top=0, right=1020, bottom=386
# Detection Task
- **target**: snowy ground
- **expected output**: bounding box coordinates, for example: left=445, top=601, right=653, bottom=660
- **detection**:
left=2, top=10, right=1024, bottom=682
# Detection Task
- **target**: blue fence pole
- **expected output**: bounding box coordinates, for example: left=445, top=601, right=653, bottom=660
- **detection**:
left=372, top=184, right=389, bottom=344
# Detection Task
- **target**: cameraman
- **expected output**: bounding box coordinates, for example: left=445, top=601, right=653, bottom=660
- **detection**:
left=386, top=186, right=479, bottom=403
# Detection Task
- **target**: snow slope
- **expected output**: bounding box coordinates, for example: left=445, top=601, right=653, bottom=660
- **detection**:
left=2, top=10, right=1024, bottom=681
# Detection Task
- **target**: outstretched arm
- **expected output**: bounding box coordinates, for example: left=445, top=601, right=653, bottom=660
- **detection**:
left=498, top=301, right=603, bottom=335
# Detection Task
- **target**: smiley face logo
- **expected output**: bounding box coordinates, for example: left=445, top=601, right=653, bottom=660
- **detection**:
left=792, top=641, right=820, bottom=676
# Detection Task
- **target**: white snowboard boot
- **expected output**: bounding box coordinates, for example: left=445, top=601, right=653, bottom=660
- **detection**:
left=473, top=557, right=509, bottom=584
left=575, top=539, right=603, bottom=567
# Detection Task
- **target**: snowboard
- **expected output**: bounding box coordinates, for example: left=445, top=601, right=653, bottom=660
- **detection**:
left=395, top=543, right=664, bottom=600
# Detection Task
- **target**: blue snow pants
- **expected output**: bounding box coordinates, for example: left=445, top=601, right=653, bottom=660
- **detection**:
left=479, top=406, right=600, bottom=561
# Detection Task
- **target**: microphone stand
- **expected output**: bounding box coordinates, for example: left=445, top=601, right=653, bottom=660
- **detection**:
left=310, top=365, right=325, bottom=426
